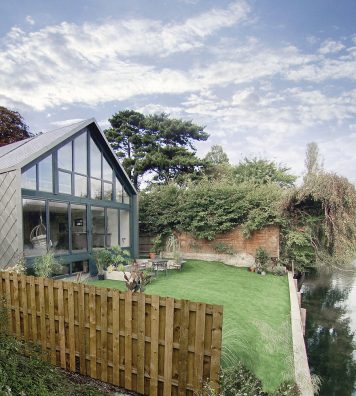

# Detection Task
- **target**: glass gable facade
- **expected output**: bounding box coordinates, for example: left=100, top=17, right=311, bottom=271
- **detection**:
left=20, top=127, right=135, bottom=275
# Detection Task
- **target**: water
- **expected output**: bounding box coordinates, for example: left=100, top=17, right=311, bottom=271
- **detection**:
left=303, top=268, right=356, bottom=395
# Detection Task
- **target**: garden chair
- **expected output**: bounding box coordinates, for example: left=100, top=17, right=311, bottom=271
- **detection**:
left=170, top=257, right=186, bottom=271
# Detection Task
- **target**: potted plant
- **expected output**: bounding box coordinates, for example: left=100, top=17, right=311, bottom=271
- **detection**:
left=104, top=246, right=132, bottom=281
left=149, top=235, right=164, bottom=259
left=93, top=249, right=112, bottom=280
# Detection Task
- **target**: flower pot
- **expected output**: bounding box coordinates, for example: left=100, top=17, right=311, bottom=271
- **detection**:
left=149, top=252, right=157, bottom=260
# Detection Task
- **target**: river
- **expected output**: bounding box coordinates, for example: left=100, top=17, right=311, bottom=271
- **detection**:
left=302, top=267, right=356, bottom=395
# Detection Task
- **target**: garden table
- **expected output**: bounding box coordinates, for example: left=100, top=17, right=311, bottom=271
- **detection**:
left=150, top=259, right=168, bottom=276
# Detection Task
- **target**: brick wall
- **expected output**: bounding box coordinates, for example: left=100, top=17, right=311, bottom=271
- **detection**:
left=178, top=225, right=280, bottom=258
left=139, top=225, right=280, bottom=263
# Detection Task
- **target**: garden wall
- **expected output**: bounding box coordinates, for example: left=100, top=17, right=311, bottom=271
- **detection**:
left=140, top=225, right=280, bottom=267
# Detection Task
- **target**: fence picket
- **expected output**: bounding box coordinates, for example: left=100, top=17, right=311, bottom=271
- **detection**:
left=194, top=302, right=206, bottom=392
left=20, top=275, right=29, bottom=340
left=124, top=291, right=132, bottom=390
left=38, top=277, right=47, bottom=360
left=178, top=300, right=189, bottom=396
left=12, top=273, right=21, bottom=338
left=112, top=289, right=120, bottom=386
left=100, top=287, right=108, bottom=382
left=150, top=294, right=160, bottom=396
left=163, top=297, right=174, bottom=396
left=89, top=285, right=97, bottom=378
left=67, top=283, right=76, bottom=371
left=57, top=281, right=66, bottom=368
left=29, top=276, right=37, bottom=342
left=137, top=292, right=146, bottom=393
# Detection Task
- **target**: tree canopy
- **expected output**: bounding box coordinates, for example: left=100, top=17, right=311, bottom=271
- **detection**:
left=104, top=110, right=209, bottom=188
left=0, top=106, right=31, bottom=147
left=232, top=158, right=297, bottom=188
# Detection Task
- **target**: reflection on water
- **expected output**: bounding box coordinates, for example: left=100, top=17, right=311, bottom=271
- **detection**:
left=303, top=269, right=356, bottom=395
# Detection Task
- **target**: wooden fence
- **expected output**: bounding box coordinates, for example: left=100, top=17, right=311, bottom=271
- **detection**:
left=0, top=272, right=223, bottom=395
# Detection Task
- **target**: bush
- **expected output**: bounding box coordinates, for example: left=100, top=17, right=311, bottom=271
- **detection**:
left=33, top=251, right=62, bottom=277
left=221, top=362, right=267, bottom=396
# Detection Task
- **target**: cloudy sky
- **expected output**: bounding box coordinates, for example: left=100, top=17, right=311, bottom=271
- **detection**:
left=0, top=0, right=355, bottom=182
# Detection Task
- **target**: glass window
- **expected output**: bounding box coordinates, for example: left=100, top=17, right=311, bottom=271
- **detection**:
left=120, top=210, right=130, bottom=248
left=92, top=206, right=105, bottom=248
left=103, top=182, right=112, bottom=201
left=23, top=199, right=47, bottom=256
left=21, top=166, right=36, bottom=190
left=102, top=156, right=112, bottom=181
left=71, top=204, right=87, bottom=252
left=74, top=133, right=87, bottom=174
left=58, top=171, right=72, bottom=194
left=115, top=177, right=123, bottom=202
left=38, top=155, right=53, bottom=192
left=107, top=208, right=119, bottom=247
left=90, top=178, right=101, bottom=200
left=90, top=137, right=101, bottom=178
left=72, top=260, right=89, bottom=274
left=74, top=174, right=87, bottom=197
left=49, top=201, right=69, bottom=253
left=123, top=188, right=130, bottom=204
left=58, top=142, right=72, bottom=171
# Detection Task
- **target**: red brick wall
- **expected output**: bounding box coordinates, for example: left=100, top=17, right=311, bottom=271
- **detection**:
left=177, top=225, right=280, bottom=258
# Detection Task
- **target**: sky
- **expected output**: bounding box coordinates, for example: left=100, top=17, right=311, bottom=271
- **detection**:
left=0, top=0, right=355, bottom=182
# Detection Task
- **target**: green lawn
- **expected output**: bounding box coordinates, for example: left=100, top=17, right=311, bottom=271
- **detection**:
left=90, top=260, right=293, bottom=392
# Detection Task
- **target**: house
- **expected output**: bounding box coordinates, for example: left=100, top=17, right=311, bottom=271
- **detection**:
left=0, top=119, right=138, bottom=276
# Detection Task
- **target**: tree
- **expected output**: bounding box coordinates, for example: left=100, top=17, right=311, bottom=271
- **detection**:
left=0, top=106, right=31, bottom=147
left=233, top=158, right=296, bottom=188
left=305, top=142, right=322, bottom=178
left=105, top=111, right=209, bottom=188
left=205, top=145, right=229, bottom=165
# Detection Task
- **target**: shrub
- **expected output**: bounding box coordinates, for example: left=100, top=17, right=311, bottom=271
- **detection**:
left=221, top=362, right=267, bottom=396
left=33, top=251, right=62, bottom=278
left=255, top=247, right=269, bottom=269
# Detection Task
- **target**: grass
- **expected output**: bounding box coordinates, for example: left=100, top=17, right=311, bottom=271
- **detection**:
left=89, top=260, right=293, bottom=392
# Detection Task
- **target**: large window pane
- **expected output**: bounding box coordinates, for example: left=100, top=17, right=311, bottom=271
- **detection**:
left=75, top=174, right=87, bottom=197
left=74, top=133, right=87, bottom=174
left=71, top=204, right=87, bottom=252
left=115, top=178, right=123, bottom=203
left=103, top=157, right=112, bottom=181
left=58, top=171, right=72, bottom=194
left=58, top=142, right=72, bottom=171
left=107, top=208, right=118, bottom=247
left=49, top=201, right=69, bottom=253
left=38, top=155, right=53, bottom=192
left=21, top=166, right=36, bottom=190
left=23, top=199, right=47, bottom=256
left=123, top=188, right=130, bottom=204
left=90, top=137, right=101, bottom=178
left=103, top=182, right=112, bottom=201
left=92, top=206, right=105, bottom=248
left=120, top=210, right=130, bottom=248
left=90, top=178, right=101, bottom=200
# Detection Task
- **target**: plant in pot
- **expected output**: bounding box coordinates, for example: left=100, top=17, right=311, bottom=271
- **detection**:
left=93, top=249, right=112, bottom=280
left=149, top=235, right=164, bottom=259
left=105, top=246, right=132, bottom=280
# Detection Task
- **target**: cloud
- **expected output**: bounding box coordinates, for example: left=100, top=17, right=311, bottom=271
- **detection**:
left=25, top=15, right=35, bottom=25
left=50, top=118, right=84, bottom=127
left=318, top=39, right=345, bottom=54
left=0, top=1, right=250, bottom=110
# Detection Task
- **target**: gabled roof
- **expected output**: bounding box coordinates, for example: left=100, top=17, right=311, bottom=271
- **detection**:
left=0, top=118, right=137, bottom=193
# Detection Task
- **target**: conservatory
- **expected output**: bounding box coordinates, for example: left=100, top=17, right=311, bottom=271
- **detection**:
left=0, top=119, right=138, bottom=276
